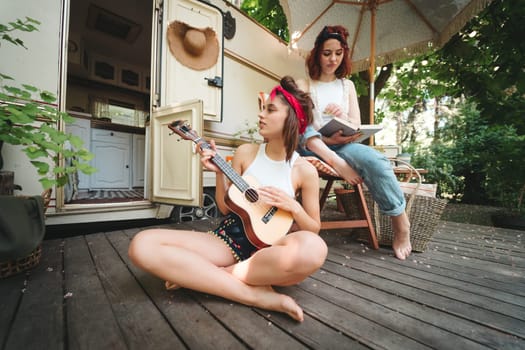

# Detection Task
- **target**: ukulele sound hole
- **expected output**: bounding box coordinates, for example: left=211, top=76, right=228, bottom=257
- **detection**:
left=245, top=188, right=259, bottom=203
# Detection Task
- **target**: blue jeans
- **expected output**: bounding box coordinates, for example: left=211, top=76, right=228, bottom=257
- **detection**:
left=299, top=125, right=405, bottom=216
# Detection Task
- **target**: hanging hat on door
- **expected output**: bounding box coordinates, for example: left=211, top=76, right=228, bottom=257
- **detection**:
left=167, top=20, right=219, bottom=71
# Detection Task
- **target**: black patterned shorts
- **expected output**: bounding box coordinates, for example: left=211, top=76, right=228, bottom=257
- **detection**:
left=209, top=213, right=258, bottom=261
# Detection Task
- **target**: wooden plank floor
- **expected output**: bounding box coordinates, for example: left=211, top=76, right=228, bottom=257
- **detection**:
left=1, top=217, right=524, bottom=349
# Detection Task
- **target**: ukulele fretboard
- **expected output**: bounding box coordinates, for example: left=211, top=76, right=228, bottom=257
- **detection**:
left=194, top=137, right=250, bottom=194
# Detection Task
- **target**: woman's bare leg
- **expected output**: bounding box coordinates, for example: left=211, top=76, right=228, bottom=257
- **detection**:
left=226, top=231, right=328, bottom=286
left=128, top=228, right=305, bottom=321
left=391, top=213, right=411, bottom=260
left=305, top=138, right=412, bottom=260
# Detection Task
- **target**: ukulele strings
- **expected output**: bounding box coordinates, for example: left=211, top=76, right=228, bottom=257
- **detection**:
left=194, top=137, right=279, bottom=214
left=214, top=157, right=268, bottom=207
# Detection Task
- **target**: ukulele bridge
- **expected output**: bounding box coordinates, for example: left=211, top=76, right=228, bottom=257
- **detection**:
left=262, top=206, right=278, bottom=224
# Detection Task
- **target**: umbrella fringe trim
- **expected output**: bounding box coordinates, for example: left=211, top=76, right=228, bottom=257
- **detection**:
left=352, top=40, right=436, bottom=73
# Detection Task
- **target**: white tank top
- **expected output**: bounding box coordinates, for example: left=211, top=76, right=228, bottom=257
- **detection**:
left=243, top=144, right=298, bottom=198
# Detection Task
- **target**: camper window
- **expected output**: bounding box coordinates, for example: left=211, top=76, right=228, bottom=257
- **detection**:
left=89, top=97, right=146, bottom=127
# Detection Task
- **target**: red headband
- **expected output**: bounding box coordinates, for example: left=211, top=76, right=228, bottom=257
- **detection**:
left=269, top=86, right=307, bottom=134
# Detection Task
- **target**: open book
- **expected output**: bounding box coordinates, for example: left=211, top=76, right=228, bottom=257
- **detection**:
left=318, top=117, right=383, bottom=143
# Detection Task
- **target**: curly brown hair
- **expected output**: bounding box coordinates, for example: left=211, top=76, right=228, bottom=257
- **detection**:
left=305, top=25, right=352, bottom=80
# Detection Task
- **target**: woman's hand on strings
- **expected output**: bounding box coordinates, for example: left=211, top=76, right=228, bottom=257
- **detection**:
left=197, top=139, right=221, bottom=173
left=257, top=186, right=301, bottom=214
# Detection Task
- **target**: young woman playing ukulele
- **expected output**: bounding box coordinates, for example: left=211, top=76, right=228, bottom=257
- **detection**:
left=128, top=76, right=327, bottom=322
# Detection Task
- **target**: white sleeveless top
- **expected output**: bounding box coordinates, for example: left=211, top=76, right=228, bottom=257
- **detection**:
left=243, top=144, right=298, bottom=197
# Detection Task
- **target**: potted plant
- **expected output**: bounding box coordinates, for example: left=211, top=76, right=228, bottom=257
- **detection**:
left=233, top=120, right=261, bottom=143
left=0, top=17, right=95, bottom=278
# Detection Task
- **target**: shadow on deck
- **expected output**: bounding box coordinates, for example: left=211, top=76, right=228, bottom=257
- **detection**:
left=1, top=216, right=524, bottom=349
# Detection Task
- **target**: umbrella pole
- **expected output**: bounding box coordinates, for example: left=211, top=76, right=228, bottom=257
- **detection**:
left=368, top=1, right=377, bottom=145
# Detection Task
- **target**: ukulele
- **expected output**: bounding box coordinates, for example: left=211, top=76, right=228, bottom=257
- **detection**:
left=168, top=120, right=294, bottom=248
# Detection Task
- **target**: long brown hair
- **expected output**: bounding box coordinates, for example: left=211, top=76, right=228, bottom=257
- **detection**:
left=273, top=76, right=314, bottom=161
left=305, top=25, right=352, bottom=80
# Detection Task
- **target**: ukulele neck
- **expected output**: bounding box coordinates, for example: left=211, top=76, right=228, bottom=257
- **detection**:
left=194, top=137, right=249, bottom=192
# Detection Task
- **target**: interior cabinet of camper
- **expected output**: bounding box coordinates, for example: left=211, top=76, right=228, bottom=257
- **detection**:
left=68, top=116, right=145, bottom=190
left=90, top=129, right=131, bottom=188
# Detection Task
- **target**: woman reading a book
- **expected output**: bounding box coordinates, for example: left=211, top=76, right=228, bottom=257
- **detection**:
left=128, top=76, right=327, bottom=322
left=296, top=25, right=412, bottom=260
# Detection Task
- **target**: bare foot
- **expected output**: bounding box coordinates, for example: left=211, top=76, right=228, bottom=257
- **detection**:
left=391, top=213, right=411, bottom=260
left=165, top=281, right=180, bottom=291
left=252, top=286, right=304, bottom=322
left=329, top=157, right=363, bottom=185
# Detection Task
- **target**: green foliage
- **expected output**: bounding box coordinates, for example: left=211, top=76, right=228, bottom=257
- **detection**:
left=381, top=55, right=458, bottom=113
left=413, top=101, right=524, bottom=211
left=350, top=73, right=369, bottom=99
left=483, top=127, right=525, bottom=212
left=0, top=17, right=40, bottom=49
left=438, top=0, right=525, bottom=134
left=379, top=0, right=525, bottom=212
left=0, top=76, right=96, bottom=190
left=1, top=18, right=96, bottom=190
left=240, top=0, right=289, bottom=42
left=378, top=55, right=461, bottom=145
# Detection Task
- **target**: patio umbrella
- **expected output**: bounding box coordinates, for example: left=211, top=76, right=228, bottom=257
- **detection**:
left=280, top=0, right=493, bottom=124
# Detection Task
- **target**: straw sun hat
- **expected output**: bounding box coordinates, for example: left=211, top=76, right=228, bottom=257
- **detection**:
left=167, top=20, right=219, bottom=71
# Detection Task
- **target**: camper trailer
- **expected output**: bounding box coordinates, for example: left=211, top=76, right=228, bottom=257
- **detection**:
left=1, top=0, right=305, bottom=225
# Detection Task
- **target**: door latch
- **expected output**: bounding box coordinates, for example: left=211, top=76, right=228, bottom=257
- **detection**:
left=204, top=76, right=223, bottom=88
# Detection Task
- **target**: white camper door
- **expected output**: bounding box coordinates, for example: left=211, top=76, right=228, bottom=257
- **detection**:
left=151, top=100, right=203, bottom=206
left=159, top=0, right=223, bottom=121
left=150, top=0, right=223, bottom=206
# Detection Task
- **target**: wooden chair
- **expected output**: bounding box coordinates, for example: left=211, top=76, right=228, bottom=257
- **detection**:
left=304, top=157, right=379, bottom=249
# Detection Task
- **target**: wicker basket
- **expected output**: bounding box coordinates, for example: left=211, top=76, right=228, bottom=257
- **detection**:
left=0, top=189, right=51, bottom=278
left=364, top=163, right=447, bottom=252
left=0, top=245, right=42, bottom=278
left=334, top=187, right=363, bottom=220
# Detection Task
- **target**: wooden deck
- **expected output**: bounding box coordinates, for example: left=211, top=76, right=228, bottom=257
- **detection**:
left=1, top=216, right=524, bottom=349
